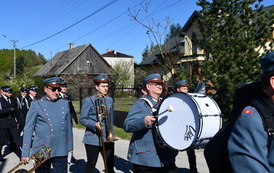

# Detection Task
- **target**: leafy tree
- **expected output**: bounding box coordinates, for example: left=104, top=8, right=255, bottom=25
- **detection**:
left=141, top=43, right=159, bottom=60
left=16, top=55, right=27, bottom=75
left=196, top=0, right=274, bottom=117
left=166, top=23, right=183, bottom=40
left=111, top=60, right=134, bottom=88
left=0, top=49, right=47, bottom=79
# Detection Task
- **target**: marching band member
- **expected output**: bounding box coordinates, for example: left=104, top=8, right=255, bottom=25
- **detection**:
left=16, top=87, right=30, bottom=135
left=28, top=86, right=39, bottom=101
left=124, top=73, right=178, bottom=173
left=21, top=77, right=73, bottom=173
left=0, top=86, right=21, bottom=162
left=80, top=74, right=116, bottom=173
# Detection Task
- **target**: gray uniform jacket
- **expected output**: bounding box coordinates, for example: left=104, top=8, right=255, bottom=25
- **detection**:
left=80, top=93, right=114, bottom=146
left=22, top=95, right=73, bottom=158
left=228, top=105, right=274, bottom=172
left=124, top=95, right=178, bottom=167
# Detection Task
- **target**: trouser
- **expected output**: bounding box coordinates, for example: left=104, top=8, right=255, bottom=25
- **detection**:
left=0, top=127, right=21, bottom=157
left=187, top=148, right=198, bottom=173
left=35, top=156, right=68, bottom=173
left=85, top=143, right=115, bottom=173
left=133, top=163, right=176, bottom=173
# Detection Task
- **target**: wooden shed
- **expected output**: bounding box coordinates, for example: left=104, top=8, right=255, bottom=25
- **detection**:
left=34, top=43, right=111, bottom=77
left=34, top=43, right=112, bottom=99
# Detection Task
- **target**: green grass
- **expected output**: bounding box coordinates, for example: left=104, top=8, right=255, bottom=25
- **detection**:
left=114, top=97, right=136, bottom=112
left=72, top=97, right=135, bottom=140
left=25, top=65, right=44, bottom=76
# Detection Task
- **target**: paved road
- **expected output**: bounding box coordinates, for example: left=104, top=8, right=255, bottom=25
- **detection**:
left=0, top=128, right=210, bottom=173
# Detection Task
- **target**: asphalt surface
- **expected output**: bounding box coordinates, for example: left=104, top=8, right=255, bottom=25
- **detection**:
left=0, top=128, right=210, bottom=173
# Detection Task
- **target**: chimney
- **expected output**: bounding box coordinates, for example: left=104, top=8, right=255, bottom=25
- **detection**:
left=114, top=50, right=117, bottom=54
left=107, top=49, right=112, bottom=52
left=69, top=43, right=75, bottom=49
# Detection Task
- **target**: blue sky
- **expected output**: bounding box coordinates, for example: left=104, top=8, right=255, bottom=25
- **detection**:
left=1, top=0, right=273, bottom=63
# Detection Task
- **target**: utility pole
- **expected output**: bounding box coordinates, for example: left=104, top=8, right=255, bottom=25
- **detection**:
left=3, top=34, right=18, bottom=78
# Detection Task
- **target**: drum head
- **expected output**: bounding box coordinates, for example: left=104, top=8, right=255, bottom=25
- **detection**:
left=157, top=93, right=199, bottom=150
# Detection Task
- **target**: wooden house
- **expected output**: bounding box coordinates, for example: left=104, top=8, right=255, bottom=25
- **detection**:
left=34, top=43, right=112, bottom=98
left=34, top=43, right=111, bottom=78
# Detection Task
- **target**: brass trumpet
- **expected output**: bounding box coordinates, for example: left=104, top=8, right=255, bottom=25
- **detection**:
left=95, top=94, right=118, bottom=143
left=8, top=146, right=51, bottom=173
left=95, top=94, right=118, bottom=173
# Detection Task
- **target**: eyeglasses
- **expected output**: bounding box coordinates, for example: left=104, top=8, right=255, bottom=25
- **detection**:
left=46, top=86, right=61, bottom=92
left=148, top=82, right=163, bottom=86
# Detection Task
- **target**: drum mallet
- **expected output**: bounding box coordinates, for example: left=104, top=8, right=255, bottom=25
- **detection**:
left=155, top=105, right=174, bottom=118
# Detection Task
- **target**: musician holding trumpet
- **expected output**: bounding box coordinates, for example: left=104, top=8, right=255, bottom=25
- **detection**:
left=80, top=74, right=116, bottom=173
left=124, top=73, right=178, bottom=173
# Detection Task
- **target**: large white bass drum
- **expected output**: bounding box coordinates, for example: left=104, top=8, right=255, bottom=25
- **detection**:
left=157, top=92, right=222, bottom=151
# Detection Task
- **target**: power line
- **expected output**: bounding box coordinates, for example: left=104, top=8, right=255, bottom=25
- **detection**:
left=20, top=0, right=117, bottom=49
left=41, top=0, right=146, bottom=57
left=15, top=0, right=75, bottom=39
left=27, top=0, right=183, bottom=58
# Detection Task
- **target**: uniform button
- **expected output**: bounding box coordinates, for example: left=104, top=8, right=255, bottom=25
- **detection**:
left=51, top=134, right=54, bottom=136
left=62, top=122, right=64, bottom=124
left=61, top=132, right=64, bottom=134
left=62, top=117, right=64, bottom=119
left=50, top=124, right=52, bottom=126
left=48, top=118, right=50, bottom=121
left=51, top=129, right=54, bottom=131
left=62, top=107, right=64, bottom=109
left=62, top=112, right=64, bottom=114
left=62, top=127, right=64, bottom=129
left=46, top=114, right=48, bottom=115
left=44, top=109, right=46, bottom=111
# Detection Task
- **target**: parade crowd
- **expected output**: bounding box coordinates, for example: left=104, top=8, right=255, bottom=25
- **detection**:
left=1, top=51, right=274, bottom=173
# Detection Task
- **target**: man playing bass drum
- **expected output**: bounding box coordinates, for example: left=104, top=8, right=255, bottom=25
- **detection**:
left=124, top=73, right=178, bottom=173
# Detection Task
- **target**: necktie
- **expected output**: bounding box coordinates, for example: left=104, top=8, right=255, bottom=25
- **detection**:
left=22, top=97, right=26, bottom=107
left=7, top=98, right=11, bottom=104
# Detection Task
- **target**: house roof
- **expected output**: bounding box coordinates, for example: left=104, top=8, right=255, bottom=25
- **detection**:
left=34, top=44, right=110, bottom=77
left=138, top=36, right=184, bottom=66
left=181, top=10, right=203, bottom=33
left=101, top=49, right=133, bottom=58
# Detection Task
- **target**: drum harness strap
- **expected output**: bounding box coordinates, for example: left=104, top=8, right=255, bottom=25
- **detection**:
left=250, top=96, right=274, bottom=150
left=140, top=98, right=167, bottom=148
left=139, top=98, right=157, bottom=113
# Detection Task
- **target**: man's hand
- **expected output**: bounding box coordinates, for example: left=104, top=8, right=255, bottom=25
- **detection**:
left=95, top=122, right=102, bottom=130
left=21, top=157, right=29, bottom=164
left=144, top=116, right=156, bottom=126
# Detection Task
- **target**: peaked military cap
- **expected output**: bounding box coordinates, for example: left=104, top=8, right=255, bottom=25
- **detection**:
left=1, top=86, right=13, bottom=93
left=29, top=86, right=39, bottom=92
left=61, top=81, right=67, bottom=87
left=259, top=51, right=274, bottom=73
left=20, top=87, right=28, bottom=93
left=142, top=73, right=163, bottom=86
left=43, top=77, right=62, bottom=87
left=175, top=80, right=189, bottom=88
left=93, top=74, right=109, bottom=84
